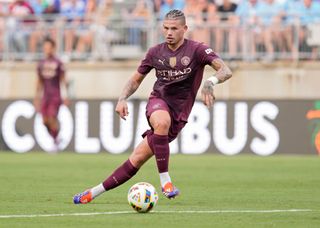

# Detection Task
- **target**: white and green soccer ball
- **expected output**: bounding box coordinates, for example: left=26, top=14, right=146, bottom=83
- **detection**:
left=128, top=182, right=158, bottom=213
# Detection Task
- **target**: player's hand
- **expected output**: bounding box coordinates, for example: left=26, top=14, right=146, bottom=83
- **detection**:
left=201, top=80, right=215, bottom=108
left=115, top=99, right=129, bottom=120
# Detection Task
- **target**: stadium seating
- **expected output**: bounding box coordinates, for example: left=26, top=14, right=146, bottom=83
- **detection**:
left=0, top=0, right=319, bottom=61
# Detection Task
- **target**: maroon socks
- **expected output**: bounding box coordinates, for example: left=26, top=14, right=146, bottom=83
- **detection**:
left=151, top=134, right=170, bottom=173
left=102, top=159, right=139, bottom=191
left=102, top=133, right=169, bottom=192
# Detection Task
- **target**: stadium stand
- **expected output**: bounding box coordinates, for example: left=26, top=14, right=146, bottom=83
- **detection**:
left=0, top=0, right=320, bottom=61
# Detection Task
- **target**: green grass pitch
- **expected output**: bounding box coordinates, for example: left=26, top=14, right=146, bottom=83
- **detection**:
left=0, top=152, right=319, bottom=227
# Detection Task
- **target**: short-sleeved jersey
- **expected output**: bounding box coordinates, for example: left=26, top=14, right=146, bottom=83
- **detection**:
left=37, top=56, right=65, bottom=101
left=137, top=39, right=219, bottom=122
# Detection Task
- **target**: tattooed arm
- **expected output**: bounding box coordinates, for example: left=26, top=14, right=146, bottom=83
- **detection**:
left=116, top=71, right=146, bottom=120
left=201, top=58, right=232, bottom=108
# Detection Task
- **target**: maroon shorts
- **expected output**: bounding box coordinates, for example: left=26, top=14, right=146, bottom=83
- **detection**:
left=142, top=97, right=187, bottom=143
left=41, top=99, right=61, bottom=118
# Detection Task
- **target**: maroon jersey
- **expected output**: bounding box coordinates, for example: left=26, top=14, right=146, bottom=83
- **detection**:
left=138, top=39, right=219, bottom=122
left=37, top=56, right=65, bottom=102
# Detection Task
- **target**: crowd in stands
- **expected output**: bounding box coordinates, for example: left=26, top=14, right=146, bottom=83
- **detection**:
left=0, top=0, right=320, bottom=61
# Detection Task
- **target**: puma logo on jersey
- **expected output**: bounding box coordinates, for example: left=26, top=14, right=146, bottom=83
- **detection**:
left=158, top=59, right=165, bottom=65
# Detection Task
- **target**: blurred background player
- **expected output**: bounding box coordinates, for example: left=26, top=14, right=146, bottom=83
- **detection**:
left=33, top=37, right=69, bottom=152
left=73, top=9, right=232, bottom=204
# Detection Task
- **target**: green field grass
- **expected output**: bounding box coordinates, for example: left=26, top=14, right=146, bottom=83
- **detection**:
left=0, top=152, right=319, bottom=227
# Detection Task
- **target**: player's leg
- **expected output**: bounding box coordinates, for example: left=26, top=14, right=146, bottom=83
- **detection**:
left=147, top=110, right=179, bottom=199
left=40, top=99, right=51, bottom=133
left=42, top=116, right=51, bottom=133
left=73, top=137, right=153, bottom=204
left=46, top=102, right=61, bottom=145
left=39, top=101, right=61, bottom=153
left=47, top=116, right=60, bottom=143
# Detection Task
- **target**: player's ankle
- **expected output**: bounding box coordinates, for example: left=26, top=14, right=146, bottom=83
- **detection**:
left=159, top=172, right=171, bottom=187
left=90, top=183, right=106, bottom=198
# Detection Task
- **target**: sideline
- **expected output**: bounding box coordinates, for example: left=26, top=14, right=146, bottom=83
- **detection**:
left=0, top=209, right=314, bottom=219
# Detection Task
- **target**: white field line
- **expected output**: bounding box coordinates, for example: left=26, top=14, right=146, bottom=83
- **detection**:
left=0, top=209, right=314, bottom=219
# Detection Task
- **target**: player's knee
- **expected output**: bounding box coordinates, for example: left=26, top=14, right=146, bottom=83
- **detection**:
left=152, top=119, right=170, bottom=132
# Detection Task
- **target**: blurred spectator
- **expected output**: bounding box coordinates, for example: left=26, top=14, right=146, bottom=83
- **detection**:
left=184, top=0, right=216, bottom=46
left=289, top=0, right=320, bottom=59
left=0, top=2, right=9, bottom=16
left=76, top=0, right=115, bottom=60
left=74, top=0, right=97, bottom=58
left=282, top=0, right=302, bottom=59
left=215, top=0, right=238, bottom=58
left=235, top=0, right=261, bottom=60
left=124, top=0, right=151, bottom=46
left=159, top=0, right=185, bottom=19
left=218, top=0, right=237, bottom=19
left=7, top=0, right=35, bottom=55
left=28, top=0, right=61, bottom=54
left=184, top=0, right=199, bottom=38
left=153, top=0, right=163, bottom=14
left=256, top=0, right=285, bottom=60
left=29, top=0, right=60, bottom=15
left=0, top=1, right=10, bottom=57
left=60, top=0, right=86, bottom=56
left=1, top=0, right=320, bottom=62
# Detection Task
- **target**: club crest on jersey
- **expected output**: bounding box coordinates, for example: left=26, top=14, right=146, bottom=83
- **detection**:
left=169, top=57, right=176, bottom=68
left=152, top=103, right=161, bottom=110
left=181, top=56, right=190, bottom=66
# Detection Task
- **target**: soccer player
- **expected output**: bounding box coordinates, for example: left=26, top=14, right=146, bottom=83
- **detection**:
left=73, top=9, right=232, bottom=204
left=33, top=37, right=69, bottom=151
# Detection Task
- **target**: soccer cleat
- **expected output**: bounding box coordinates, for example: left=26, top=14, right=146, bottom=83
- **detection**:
left=161, top=182, right=180, bottom=199
left=73, top=190, right=93, bottom=204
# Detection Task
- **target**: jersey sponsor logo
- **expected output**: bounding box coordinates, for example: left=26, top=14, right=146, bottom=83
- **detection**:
left=205, top=48, right=213, bottom=55
left=169, top=57, right=177, bottom=68
left=156, top=67, right=192, bottom=81
left=41, top=61, right=58, bottom=79
left=181, top=56, right=190, bottom=66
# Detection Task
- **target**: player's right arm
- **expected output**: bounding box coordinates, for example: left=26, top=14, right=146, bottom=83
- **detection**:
left=201, top=58, right=232, bottom=107
left=116, top=71, right=146, bottom=120
left=33, top=77, right=43, bottom=113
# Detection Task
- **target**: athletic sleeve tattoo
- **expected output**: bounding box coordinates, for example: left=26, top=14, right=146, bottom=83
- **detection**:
left=210, top=58, right=232, bottom=83
left=119, top=74, right=145, bottom=101
left=202, top=79, right=215, bottom=95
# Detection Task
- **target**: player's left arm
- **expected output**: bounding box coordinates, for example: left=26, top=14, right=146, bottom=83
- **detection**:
left=201, top=58, right=232, bottom=108
left=60, top=71, right=70, bottom=106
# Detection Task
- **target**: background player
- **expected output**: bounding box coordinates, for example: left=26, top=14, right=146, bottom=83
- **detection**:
left=73, top=9, right=232, bottom=204
left=33, top=37, right=69, bottom=151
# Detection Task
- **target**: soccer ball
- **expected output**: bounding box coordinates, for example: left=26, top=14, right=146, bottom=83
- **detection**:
left=127, top=182, right=158, bottom=213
